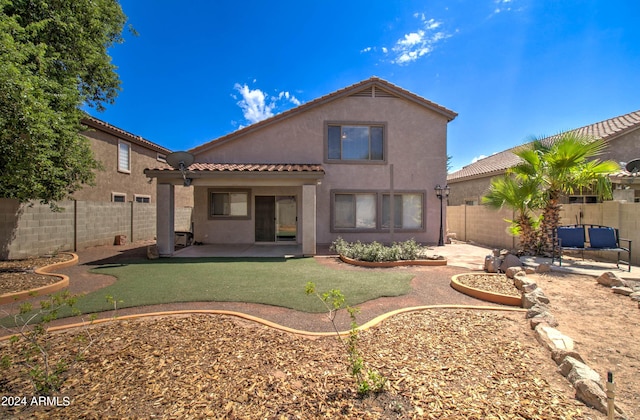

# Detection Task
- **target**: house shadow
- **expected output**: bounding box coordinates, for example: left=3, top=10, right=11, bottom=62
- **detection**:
left=86, top=244, right=289, bottom=268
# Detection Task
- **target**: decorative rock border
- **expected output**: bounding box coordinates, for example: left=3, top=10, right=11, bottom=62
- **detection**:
left=0, top=253, right=78, bottom=305
left=509, top=265, right=626, bottom=418
left=338, top=254, right=447, bottom=268
left=450, top=273, right=522, bottom=307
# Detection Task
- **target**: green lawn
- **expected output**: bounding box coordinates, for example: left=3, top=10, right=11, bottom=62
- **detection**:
left=63, top=257, right=412, bottom=315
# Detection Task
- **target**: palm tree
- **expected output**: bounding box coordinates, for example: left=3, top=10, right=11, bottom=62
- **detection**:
left=483, top=174, right=542, bottom=255
left=510, top=132, right=619, bottom=254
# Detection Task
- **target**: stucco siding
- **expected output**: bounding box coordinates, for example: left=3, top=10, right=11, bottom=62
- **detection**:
left=448, top=176, right=493, bottom=206
left=73, top=127, right=194, bottom=208
left=193, top=94, right=450, bottom=245
left=192, top=185, right=302, bottom=244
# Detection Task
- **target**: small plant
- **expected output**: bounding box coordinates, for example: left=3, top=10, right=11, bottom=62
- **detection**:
left=0, top=291, right=115, bottom=395
left=1, top=291, right=80, bottom=394
left=305, top=282, right=386, bottom=396
left=105, top=294, right=124, bottom=314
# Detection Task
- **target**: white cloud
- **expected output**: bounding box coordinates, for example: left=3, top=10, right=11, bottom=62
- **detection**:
left=471, top=155, right=488, bottom=163
left=491, top=0, right=516, bottom=16
left=390, top=15, right=450, bottom=65
left=233, top=83, right=302, bottom=125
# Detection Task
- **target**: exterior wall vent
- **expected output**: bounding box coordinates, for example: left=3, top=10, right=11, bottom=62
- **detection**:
left=350, top=86, right=398, bottom=98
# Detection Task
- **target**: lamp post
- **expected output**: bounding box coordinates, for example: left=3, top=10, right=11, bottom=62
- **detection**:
left=435, top=184, right=450, bottom=246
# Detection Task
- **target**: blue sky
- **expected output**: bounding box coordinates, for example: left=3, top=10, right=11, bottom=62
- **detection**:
left=93, top=0, right=640, bottom=172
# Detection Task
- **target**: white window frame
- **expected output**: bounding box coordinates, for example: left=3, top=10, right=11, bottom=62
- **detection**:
left=111, top=192, right=126, bottom=202
left=118, top=140, right=131, bottom=173
left=134, top=194, right=151, bottom=203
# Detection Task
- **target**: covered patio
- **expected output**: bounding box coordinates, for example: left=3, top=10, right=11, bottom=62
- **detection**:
left=173, top=243, right=305, bottom=258
left=145, top=162, right=325, bottom=258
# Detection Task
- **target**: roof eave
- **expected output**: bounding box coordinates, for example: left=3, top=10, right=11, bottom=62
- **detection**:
left=82, top=117, right=172, bottom=154
left=144, top=169, right=325, bottom=180
left=190, top=77, right=457, bottom=155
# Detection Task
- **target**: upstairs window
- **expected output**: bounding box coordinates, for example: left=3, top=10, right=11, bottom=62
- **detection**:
left=112, top=192, right=126, bottom=202
left=118, top=140, right=131, bottom=173
left=135, top=195, right=151, bottom=203
left=327, top=124, right=384, bottom=162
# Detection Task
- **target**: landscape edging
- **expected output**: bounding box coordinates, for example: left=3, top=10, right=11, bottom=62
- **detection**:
left=450, top=273, right=522, bottom=307
left=0, top=253, right=78, bottom=305
left=339, top=254, right=447, bottom=267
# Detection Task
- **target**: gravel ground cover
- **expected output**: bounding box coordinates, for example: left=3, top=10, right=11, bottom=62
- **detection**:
left=455, top=273, right=521, bottom=297
left=0, top=255, right=72, bottom=295
left=0, top=310, right=596, bottom=419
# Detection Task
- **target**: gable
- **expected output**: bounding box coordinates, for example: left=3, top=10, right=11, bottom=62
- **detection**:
left=191, top=77, right=457, bottom=161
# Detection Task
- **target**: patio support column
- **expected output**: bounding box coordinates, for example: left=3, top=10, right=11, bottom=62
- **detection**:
left=156, top=183, right=175, bottom=257
left=302, top=184, right=317, bottom=255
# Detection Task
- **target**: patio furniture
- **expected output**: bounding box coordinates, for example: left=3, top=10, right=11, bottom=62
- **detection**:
left=552, top=224, right=632, bottom=272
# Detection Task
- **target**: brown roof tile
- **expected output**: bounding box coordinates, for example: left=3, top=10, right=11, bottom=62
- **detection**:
left=82, top=116, right=172, bottom=154
left=448, top=109, right=640, bottom=182
left=150, top=163, right=324, bottom=173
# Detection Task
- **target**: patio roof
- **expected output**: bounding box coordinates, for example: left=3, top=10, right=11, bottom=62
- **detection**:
left=145, top=163, right=325, bottom=182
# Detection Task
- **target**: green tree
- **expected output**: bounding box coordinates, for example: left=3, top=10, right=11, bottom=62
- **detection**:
left=509, top=132, right=619, bottom=254
left=482, top=174, right=542, bottom=255
left=0, top=0, right=128, bottom=205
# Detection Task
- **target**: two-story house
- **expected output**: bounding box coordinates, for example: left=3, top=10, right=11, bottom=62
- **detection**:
left=145, top=77, right=457, bottom=256
left=78, top=116, right=193, bottom=207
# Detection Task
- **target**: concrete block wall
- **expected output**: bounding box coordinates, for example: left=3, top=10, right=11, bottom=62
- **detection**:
left=0, top=199, right=193, bottom=259
left=448, top=202, right=640, bottom=266
left=76, top=201, right=131, bottom=249
left=132, top=202, right=156, bottom=242
left=558, top=202, right=639, bottom=266
left=447, top=205, right=518, bottom=250
left=0, top=200, right=74, bottom=259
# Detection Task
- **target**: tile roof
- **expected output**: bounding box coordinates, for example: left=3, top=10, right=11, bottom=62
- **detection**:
left=82, top=116, right=172, bottom=154
left=448, top=109, right=640, bottom=182
left=190, top=76, right=457, bottom=155
left=149, top=163, right=324, bottom=173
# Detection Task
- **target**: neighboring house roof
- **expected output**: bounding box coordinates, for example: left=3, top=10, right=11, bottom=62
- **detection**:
left=448, top=109, right=640, bottom=183
left=82, top=116, right=172, bottom=155
left=190, top=76, right=458, bottom=155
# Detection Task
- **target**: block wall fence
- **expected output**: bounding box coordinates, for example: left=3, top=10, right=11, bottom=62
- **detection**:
left=447, top=201, right=640, bottom=267
left=0, top=199, right=192, bottom=260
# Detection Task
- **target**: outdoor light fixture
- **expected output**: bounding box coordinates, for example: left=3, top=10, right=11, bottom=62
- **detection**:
left=435, top=184, right=450, bottom=246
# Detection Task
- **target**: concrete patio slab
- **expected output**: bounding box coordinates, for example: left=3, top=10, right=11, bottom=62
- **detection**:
left=172, top=244, right=303, bottom=258
left=170, top=240, right=639, bottom=280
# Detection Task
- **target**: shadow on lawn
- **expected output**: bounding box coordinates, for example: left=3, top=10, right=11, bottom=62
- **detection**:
left=86, top=246, right=291, bottom=268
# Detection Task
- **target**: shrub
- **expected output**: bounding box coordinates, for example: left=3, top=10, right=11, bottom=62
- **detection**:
left=330, top=237, right=426, bottom=262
